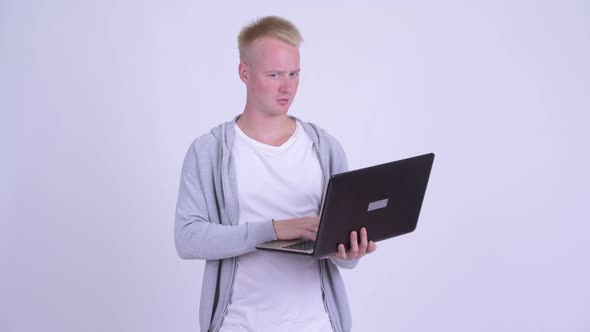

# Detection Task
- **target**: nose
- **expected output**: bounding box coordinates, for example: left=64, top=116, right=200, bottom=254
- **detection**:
left=279, top=78, right=293, bottom=94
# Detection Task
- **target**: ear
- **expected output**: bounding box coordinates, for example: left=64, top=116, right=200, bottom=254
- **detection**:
left=238, top=62, right=249, bottom=83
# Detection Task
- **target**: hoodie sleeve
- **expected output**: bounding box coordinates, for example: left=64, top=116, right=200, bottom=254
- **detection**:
left=174, top=139, right=278, bottom=260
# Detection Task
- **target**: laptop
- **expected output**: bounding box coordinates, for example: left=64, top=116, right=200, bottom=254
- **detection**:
left=256, top=153, right=435, bottom=259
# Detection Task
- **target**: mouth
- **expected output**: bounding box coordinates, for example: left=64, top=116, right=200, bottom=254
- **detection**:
left=277, top=97, right=290, bottom=105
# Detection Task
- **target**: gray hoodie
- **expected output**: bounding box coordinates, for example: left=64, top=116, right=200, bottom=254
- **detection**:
left=175, top=116, right=358, bottom=332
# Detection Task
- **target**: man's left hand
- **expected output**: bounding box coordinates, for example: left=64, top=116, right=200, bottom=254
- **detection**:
left=326, top=227, right=377, bottom=260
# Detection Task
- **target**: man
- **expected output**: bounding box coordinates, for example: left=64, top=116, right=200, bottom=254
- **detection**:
left=175, top=16, right=376, bottom=332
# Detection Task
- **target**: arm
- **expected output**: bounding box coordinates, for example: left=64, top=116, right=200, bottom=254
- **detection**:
left=330, top=257, right=359, bottom=269
left=174, top=143, right=277, bottom=260
left=175, top=142, right=333, bottom=260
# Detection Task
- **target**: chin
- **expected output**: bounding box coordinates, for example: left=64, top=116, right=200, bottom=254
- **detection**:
left=267, top=108, right=290, bottom=116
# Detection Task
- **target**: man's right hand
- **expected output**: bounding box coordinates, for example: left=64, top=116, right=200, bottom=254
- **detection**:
left=272, top=216, right=320, bottom=241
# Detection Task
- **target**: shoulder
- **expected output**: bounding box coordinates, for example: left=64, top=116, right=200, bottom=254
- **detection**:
left=190, top=132, right=219, bottom=154
left=297, top=119, right=341, bottom=146
left=297, top=118, right=349, bottom=173
left=180, top=123, right=227, bottom=172
left=298, top=119, right=345, bottom=153
left=187, top=119, right=234, bottom=157
left=180, top=133, right=218, bottom=168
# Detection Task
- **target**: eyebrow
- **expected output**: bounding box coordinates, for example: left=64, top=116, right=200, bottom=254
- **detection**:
left=264, top=69, right=301, bottom=73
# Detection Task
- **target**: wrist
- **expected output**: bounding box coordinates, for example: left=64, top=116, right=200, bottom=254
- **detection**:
left=271, top=219, right=279, bottom=239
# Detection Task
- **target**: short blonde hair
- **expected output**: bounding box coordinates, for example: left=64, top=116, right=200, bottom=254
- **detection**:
left=238, top=16, right=303, bottom=61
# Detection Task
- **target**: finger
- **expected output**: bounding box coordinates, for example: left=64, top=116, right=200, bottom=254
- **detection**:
left=304, top=227, right=317, bottom=241
left=349, top=231, right=359, bottom=258
left=307, top=222, right=319, bottom=234
left=337, top=243, right=347, bottom=259
left=310, top=219, right=320, bottom=233
left=367, top=240, right=377, bottom=254
left=309, top=216, right=320, bottom=228
left=358, top=227, right=368, bottom=257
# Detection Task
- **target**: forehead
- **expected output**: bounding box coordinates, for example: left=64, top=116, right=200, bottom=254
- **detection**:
left=248, top=37, right=300, bottom=70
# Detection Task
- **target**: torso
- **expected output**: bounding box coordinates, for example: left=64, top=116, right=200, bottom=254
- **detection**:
left=218, top=119, right=333, bottom=332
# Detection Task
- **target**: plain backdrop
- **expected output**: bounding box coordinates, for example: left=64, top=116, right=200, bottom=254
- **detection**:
left=1, top=1, right=589, bottom=331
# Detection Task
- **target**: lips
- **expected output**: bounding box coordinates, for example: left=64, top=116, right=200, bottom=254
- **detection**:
left=277, top=97, right=289, bottom=105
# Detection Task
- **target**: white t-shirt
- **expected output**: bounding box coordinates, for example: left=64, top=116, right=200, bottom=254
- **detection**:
left=218, top=120, right=333, bottom=332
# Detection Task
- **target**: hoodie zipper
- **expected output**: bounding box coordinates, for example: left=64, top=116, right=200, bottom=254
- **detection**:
left=314, top=145, right=339, bottom=332
left=212, top=149, right=239, bottom=332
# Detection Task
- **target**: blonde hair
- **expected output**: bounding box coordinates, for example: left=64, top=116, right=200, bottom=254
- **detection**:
left=238, top=16, right=303, bottom=61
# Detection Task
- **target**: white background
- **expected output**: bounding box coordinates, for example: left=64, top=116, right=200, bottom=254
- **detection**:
left=1, top=1, right=589, bottom=331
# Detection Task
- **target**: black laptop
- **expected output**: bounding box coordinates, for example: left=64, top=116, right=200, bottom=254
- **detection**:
left=256, top=153, right=435, bottom=258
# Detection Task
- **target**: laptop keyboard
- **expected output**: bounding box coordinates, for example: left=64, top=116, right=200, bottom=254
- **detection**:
left=284, top=240, right=316, bottom=251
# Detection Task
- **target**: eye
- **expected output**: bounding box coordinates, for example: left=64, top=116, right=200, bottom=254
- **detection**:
left=290, top=72, right=300, bottom=78
left=268, top=73, right=279, bottom=78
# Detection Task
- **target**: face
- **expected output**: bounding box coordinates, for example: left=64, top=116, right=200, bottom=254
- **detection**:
left=239, top=38, right=301, bottom=117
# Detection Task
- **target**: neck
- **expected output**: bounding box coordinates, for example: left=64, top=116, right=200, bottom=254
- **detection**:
left=236, top=108, right=296, bottom=146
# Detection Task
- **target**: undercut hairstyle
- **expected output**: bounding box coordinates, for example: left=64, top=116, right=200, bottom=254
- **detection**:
left=238, top=16, right=303, bottom=62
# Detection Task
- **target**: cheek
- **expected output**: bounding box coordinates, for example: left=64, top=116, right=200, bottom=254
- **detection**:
left=252, top=77, right=272, bottom=93
left=259, top=82, right=280, bottom=97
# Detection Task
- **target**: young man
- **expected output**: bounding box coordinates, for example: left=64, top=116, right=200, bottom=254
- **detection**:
left=175, top=16, right=376, bottom=332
